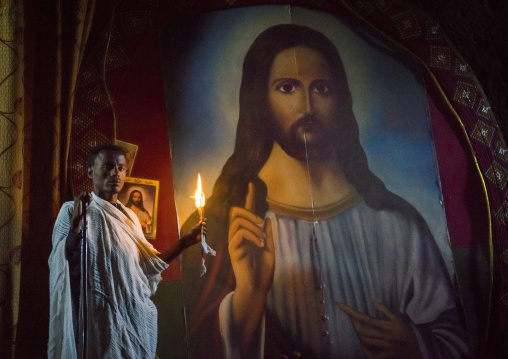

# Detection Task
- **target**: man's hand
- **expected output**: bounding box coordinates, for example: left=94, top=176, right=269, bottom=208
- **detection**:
left=180, top=219, right=207, bottom=249
left=159, top=220, right=207, bottom=264
left=66, top=192, right=91, bottom=256
left=336, top=300, right=422, bottom=359
left=71, top=192, right=91, bottom=233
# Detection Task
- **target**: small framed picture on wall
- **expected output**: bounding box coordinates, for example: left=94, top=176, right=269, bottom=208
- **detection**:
left=119, top=177, right=159, bottom=239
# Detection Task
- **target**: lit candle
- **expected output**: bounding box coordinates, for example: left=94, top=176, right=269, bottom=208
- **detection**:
left=194, top=174, right=205, bottom=223
left=192, top=174, right=215, bottom=276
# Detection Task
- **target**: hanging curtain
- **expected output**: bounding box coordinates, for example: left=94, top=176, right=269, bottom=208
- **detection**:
left=0, top=1, right=24, bottom=358
left=0, top=1, right=97, bottom=358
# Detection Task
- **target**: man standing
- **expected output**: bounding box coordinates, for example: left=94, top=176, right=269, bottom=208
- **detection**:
left=48, top=144, right=205, bottom=358
left=126, top=189, right=153, bottom=234
left=181, top=24, right=471, bottom=358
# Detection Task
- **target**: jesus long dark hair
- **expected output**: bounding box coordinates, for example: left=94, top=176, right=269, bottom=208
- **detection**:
left=208, top=24, right=415, bottom=221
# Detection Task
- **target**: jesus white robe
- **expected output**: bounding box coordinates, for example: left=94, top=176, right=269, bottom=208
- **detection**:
left=48, top=193, right=168, bottom=359
left=220, top=196, right=472, bottom=358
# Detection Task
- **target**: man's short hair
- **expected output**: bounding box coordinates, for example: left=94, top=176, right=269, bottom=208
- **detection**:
left=86, top=143, right=126, bottom=168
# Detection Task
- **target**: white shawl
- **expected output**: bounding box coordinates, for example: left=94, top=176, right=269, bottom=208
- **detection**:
left=48, top=193, right=168, bottom=359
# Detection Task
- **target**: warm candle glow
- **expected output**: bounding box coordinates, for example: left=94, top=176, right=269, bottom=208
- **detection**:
left=191, top=173, right=215, bottom=276
left=194, top=173, right=205, bottom=209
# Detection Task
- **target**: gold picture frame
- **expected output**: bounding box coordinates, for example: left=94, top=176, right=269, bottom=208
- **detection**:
left=119, top=177, right=160, bottom=239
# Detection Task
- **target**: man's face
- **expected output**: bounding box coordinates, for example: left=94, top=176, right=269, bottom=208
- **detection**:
left=87, top=150, right=127, bottom=200
left=131, top=192, right=141, bottom=206
left=267, top=45, right=341, bottom=161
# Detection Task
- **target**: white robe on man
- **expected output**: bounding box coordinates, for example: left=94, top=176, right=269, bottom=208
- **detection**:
left=48, top=193, right=168, bottom=359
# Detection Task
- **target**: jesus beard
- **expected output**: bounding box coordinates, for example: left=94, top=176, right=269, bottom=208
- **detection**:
left=273, top=115, right=339, bottom=163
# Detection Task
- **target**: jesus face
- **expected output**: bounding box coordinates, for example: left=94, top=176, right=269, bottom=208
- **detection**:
left=267, top=45, right=341, bottom=162
left=131, top=191, right=142, bottom=207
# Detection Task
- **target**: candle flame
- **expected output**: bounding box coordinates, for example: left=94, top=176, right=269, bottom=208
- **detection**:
left=194, top=173, right=205, bottom=209
left=191, top=173, right=215, bottom=276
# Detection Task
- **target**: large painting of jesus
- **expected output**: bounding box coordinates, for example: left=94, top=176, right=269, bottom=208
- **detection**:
left=160, top=6, right=472, bottom=358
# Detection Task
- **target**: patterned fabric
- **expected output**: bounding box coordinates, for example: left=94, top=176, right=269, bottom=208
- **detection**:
left=14, top=1, right=99, bottom=356
left=341, top=0, right=508, bottom=342
left=0, top=1, right=24, bottom=357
